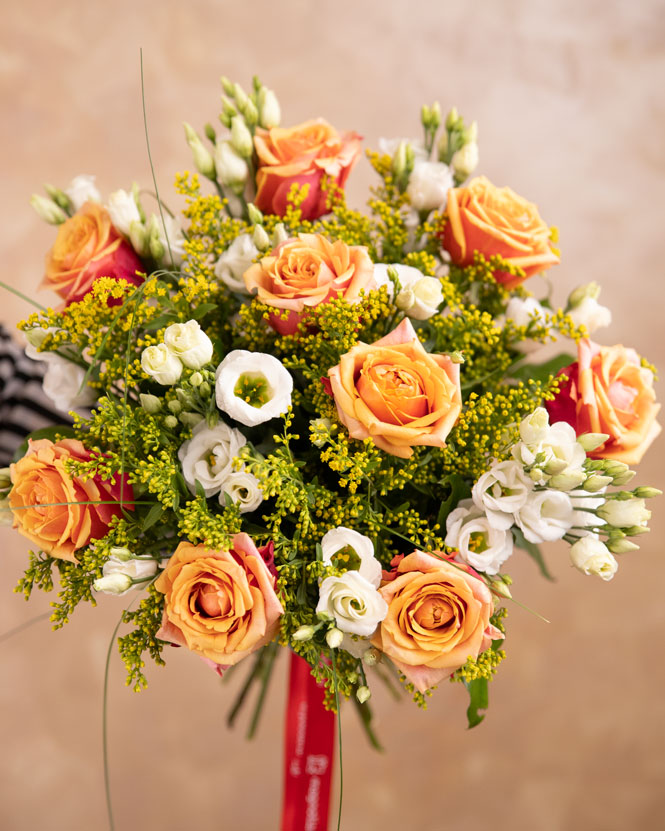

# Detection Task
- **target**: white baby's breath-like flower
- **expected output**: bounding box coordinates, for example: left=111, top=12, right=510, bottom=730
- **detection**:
left=514, top=489, right=575, bottom=544
left=472, top=460, right=533, bottom=530
left=163, top=320, right=213, bottom=369
left=445, top=499, right=514, bottom=575
left=569, top=536, right=618, bottom=581
left=220, top=470, right=263, bottom=513
left=215, top=350, right=293, bottom=426
left=320, top=527, right=381, bottom=588
left=141, top=344, right=183, bottom=386
left=65, top=174, right=101, bottom=211
left=213, top=233, right=258, bottom=293
left=407, top=160, right=455, bottom=212
left=178, top=420, right=247, bottom=497
left=316, top=571, right=388, bottom=637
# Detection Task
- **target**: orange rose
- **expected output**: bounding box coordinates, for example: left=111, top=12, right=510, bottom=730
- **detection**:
left=546, top=339, right=661, bottom=464
left=43, top=201, right=144, bottom=304
left=253, top=119, right=362, bottom=220
left=327, top=318, right=462, bottom=458
left=371, top=550, right=502, bottom=693
left=244, top=232, right=376, bottom=335
left=442, top=176, right=559, bottom=289
left=155, top=535, right=283, bottom=670
left=9, top=438, right=133, bottom=562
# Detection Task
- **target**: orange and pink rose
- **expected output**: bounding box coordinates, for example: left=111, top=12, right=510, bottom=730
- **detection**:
left=43, top=201, right=144, bottom=305
left=243, top=232, right=376, bottom=335
left=155, top=535, right=283, bottom=671
left=9, top=438, right=133, bottom=562
left=546, top=339, right=661, bottom=464
left=442, top=176, right=559, bottom=290
left=328, top=318, right=462, bottom=458
left=253, top=119, right=362, bottom=221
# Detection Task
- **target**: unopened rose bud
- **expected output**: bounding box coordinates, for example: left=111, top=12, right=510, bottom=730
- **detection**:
left=183, top=122, right=216, bottom=179
left=230, top=116, right=254, bottom=158
left=577, top=433, right=610, bottom=452
left=362, top=647, right=381, bottom=666
left=109, top=546, right=133, bottom=561
left=93, top=573, right=133, bottom=595
left=292, top=625, right=315, bottom=642
left=583, top=474, right=613, bottom=492
left=257, top=87, right=281, bottom=128
left=139, top=393, right=162, bottom=414
left=247, top=203, right=263, bottom=226
left=252, top=224, right=271, bottom=252
left=356, top=686, right=371, bottom=704
left=607, top=537, right=640, bottom=554
left=632, top=486, right=662, bottom=499
left=163, top=415, right=178, bottom=429
left=326, top=627, right=344, bottom=649
left=30, top=194, right=67, bottom=224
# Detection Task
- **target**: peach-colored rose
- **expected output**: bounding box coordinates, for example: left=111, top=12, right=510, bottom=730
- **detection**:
left=155, top=535, right=283, bottom=669
left=253, top=119, right=362, bottom=221
left=9, top=438, right=133, bottom=562
left=327, top=318, right=462, bottom=458
left=442, top=176, right=559, bottom=290
left=546, top=339, right=661, bottom=465
left=371, top=550, right=503, bottom=693
left=43, top=201, right=144, bottom=304
left=244, top=233, right=376, bottom=335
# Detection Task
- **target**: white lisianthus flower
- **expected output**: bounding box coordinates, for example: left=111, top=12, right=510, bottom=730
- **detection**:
left=514, top=489, right=575, bottom=544
left=220, top=470, right=263, bottom=513
left=597, top=498, right=651, bottom=528
left=163, top=320, right=213, bottom=369
left=518, top=407, right=550, bottom=445
left=25, top=339, right=97, bottom=414
left=568, top=296, right=612, bottom=333
left=569, top=536, right=618, bottom=581
left=65, top=174, right=101, bottom=211
left=213, top=233, right=258, bottom=293
left=154, top=214, right=187, bottom=266
left=512, top=411, right=586, bottom=482
left=94, top=555, right=158, bottom=596
left=215, top=350, right=293, bottom=426
left=215, top=141, right=249, bottom=193
left=320, top=527, right=381, bottom=588
left=445, top=499, right=514, bottom=575
left=178, top=421, right=246, bottom=497
left=141, top=344, right=183, bottom=385
left=407, top=160, right=455, bottom=212
left=316, top=571, right=388, bottom=637
left=502, top=296, right=549, bottom=354
left=472, top=460, right=533, bottom=530
left=107, top=189, right=142, bottom=235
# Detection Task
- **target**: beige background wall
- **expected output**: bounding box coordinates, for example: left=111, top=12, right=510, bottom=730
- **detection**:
left=1, top=1, right=664, bottom=829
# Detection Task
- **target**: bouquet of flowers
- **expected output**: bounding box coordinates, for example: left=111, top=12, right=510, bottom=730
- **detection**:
left=2, top=73, right=660, bottom=829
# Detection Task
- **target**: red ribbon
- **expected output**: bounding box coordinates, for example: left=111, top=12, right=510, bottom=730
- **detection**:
left=281, top=652, right=335, bottom=831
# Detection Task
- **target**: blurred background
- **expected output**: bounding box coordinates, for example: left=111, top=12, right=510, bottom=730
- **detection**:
left=1, top=1, right=664, bottom=829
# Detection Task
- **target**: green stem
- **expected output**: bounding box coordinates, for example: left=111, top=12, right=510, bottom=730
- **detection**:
left=246, top=639, right=278, bottom=739
left=331, top=651, right=343, bottom=831
left=0, top=279, right=48, bottom=310
left=227, top=649, right=266, bottom=728
left=0, top=611, right=52, bottom=645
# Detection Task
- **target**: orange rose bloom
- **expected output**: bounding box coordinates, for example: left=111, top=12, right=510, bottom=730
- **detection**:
left=442, top=176, right=559, bottom=290
left=371, top=550, right=503, bottom=693
left=253, top=119, right=362, bottom=221
left=43, top=201, right=143, bottom=304
left=244, top=233, right=376, bottom=335
left=546, top=339, right=661, bottom=465
left=328, top=318, right=462, bottom=458
left=9, top=438, right=132, bottom=562
left=155, top=535, right=283, bottom=669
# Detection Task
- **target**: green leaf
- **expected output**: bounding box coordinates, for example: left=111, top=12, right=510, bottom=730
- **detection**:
left=352, top=696, right=384, bottom=751
left=510, top=353, right=575, bottom=385
left=142, top=503, right=164, bottom=532
left=436, top=473, right=471, bottom=527
left=464, top=677, right=489, bottom=728
left=190, top=303, right=218, bottom=321
left=12, top=425, right=78, bottom=462
left=512, top=527, right=555, bottom=581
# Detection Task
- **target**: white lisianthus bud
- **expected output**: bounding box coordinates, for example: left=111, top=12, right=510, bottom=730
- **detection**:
left=445, top=106, right=460, bottom=131
left=0, top=467, right=11, bottom=490
left=183, top=122, right=216, bottom=179
left=568, top=296, right=612, bottom=334
left=179, top=412, right=204, bottom=428
left=606, top=537, right=640, bottom=554
left=567, top=281, right=601, bottom=309
left=472, top=460, right=533, bottom=530
left=30, top=194, right=67, bottom=224
left=163, top=320, right=213, bottom=369
left=451, top=141, right=479, bottom=180
left=583, top=474, right=614, bottom=492
left=220, top=470, right=263, bottom=514
left=24, top=327, right=53, bottom=348
left=316, top=571, right=388, bottom=637
left=577, top=432, right=611, bottom=452
left=215, top=141, right=249, bottom=194
left=293, top=625, right=315, bottom=642
left=215, top=350, right=293, bottom=426
left=128, top=220, right=150, bottom=258
left=252, top=224, right=271, bottom=252
left=178, top=420, right=246, bottom=497
left=374, top=263, right=443, bottom=319
left=632, top=486, right=662, bottom=499
left=64, top=174, right=101, bottom=211
left=406, top=160, right=455, bottom=212
left=515, top=490, right=576, bottom=543
left=100, top=553, right=159, bottom=595
left=109, top=547, right=133, bottom=561
left=272, top=223, right=289, bottom=246
left=257, top=87, right=281, bottom=128
left=362, top=647, right=381, bottom=666
left=445, top=499, right=514, bottom=574
left=503, top=296, right=549, bottom=353
left=395, top=287, right=416, bottom=311
left=230, top=116, right=254, bottom=158
left=107, top=189, right=142, bottom=236
left=214, top=233, right=259, bottom=294
left=93, top=573, right=133, bottom=595
left=164, top=415, right=178, bottom=429
left=152, top=214, right=186, bottom=266
left=320, top=527, right=382, bottom=588
left=0, top=498, right=13, bottom=527
left=548, top=469, right=587, bottom=491
left=513, top=416, right=586, bottom=480
left=326, top=627, right=344, bottom=649
left=356, top=686, right=371, bottom=704
left=597, top=498, right=651, bottom=528
left=569, top=537, right=618, bottom=581
left=247, top=203, right=263, bottom=226
left=139, top=393, right=162, bottom=414
left=518, top=407, right=550, bottom=445
left=141, top=344, right=183, bottom=385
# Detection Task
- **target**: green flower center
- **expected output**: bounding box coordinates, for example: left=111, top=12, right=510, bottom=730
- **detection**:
left=234, top=372, right=270, bottom=408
